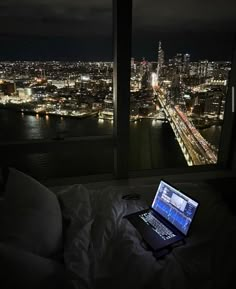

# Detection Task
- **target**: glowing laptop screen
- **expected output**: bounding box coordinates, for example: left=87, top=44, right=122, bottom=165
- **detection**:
left=151, top=180, right=199, bottom=235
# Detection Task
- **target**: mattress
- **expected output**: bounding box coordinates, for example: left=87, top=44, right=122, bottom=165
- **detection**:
left=57, top=182, right=236, bottom=289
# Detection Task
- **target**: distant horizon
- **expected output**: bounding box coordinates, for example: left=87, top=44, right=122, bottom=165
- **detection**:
left=0, top=57, right=232, bottom=63
left=0, top=45, right=233, bottom=63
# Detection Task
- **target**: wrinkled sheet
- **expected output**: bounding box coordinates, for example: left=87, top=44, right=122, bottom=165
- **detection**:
left=58, top=183, right=236, bottom=289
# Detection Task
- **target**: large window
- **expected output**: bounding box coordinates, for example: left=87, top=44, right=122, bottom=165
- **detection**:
left=129, top=0, right=235, bottom=172
left=0, top=0, right=114, bottom=179
left=0, top=0, right=235, bottom=180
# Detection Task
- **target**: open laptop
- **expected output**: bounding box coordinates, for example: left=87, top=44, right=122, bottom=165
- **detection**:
left=125, top=180, right=199, bottom=251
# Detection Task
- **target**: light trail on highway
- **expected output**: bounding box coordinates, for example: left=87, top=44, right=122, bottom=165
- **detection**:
left=154, top=87, right=218, bottom=166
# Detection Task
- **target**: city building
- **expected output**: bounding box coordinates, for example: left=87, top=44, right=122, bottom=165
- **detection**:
left=157, top=41, right=165, bottom=82
left=183, top=53, right=190, bottom=75
left=0, top=81, right=16, bottom=95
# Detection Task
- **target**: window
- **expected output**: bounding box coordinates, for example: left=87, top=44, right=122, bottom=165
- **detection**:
left=129, top=0, right=235, bottom=172
left=0, top=0, right=235, bottom=180
left=0, top=0, right=114, bottom=179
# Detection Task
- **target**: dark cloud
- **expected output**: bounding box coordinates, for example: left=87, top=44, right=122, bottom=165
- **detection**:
left=0, top=0, right=112, bottom=37
left=133, top=0, right=236, bottom=31
left=0, top=0, right=235, bottom=60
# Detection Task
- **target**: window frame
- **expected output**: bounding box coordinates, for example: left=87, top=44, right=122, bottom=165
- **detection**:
left=0, top=0, right=235, bottom=181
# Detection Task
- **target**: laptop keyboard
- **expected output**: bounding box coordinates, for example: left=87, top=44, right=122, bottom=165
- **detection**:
left=140, top=213, right=176, bottom=240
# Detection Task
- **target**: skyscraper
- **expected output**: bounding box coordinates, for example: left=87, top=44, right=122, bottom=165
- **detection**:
left=131, top=57, right=135, bottom=71
left=140, top=57, right=148, bottom=76
left=198, top=60, right=208, bottom=78
left=183, top=53, right=190, bottom=75
left=157, top=41, right=165, bottom=83
left=174, top=53, right=183, bottom=74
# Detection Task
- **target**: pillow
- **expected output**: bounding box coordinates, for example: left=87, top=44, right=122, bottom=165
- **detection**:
left=0, top=242, right=66, bottom=289
left=0, top=168, right=63, bottom=258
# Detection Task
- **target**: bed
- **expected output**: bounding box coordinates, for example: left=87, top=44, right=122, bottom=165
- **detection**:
left=57, top=182, right=236, bottom=289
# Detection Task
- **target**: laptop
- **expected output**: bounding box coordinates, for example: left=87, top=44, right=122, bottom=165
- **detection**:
left=125, top=180, right=199, bottom=251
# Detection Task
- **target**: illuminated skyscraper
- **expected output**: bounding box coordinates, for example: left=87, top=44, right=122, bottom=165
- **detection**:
left=140, top=57, right=148, bottom=76
left=157, top=41, right=164, bottom=83
left=183, top=53, right=190, bottom=75
left=171, top=74, right=181, bottom=104
left=174, top=53, right=183, bottom=73
left=131, top=57, right=135, bottom=71
left=198, top=60, right=208, bottom=77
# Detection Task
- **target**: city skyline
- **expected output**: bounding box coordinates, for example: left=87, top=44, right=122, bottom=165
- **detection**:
left=0, top=41, right=230, bottom=167
left=0, top=42, right=234, bottom=63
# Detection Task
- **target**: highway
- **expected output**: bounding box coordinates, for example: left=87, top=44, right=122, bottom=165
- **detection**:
left=155, top=88, right=218, bottom=166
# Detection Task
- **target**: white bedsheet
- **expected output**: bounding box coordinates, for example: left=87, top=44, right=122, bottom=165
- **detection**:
left=58, top=183, right=236, bottom=289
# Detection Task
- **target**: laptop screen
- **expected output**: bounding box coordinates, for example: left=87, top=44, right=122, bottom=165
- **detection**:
left=151, top=180, right=199, bottom=235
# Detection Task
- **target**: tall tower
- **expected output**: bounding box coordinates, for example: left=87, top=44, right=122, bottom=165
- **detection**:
left=157, top=41, right=164, bottom=84
left=174, top=53, right=183, bottom=74
left=183, top=53, right=190, bottom=75
left=198, top=60, right=208, bottom=78
left=131, top=57, right=135, bottom=69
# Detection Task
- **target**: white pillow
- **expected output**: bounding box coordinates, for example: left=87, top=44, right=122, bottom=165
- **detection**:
left=0, top=168, right=63, bottom=258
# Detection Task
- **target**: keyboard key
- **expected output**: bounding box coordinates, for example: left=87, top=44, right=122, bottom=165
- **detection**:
left=140, top=213, right=176, bottom=240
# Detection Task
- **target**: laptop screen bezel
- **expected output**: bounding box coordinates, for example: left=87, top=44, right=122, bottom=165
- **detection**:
left=151, top=179, right=199, bottom=236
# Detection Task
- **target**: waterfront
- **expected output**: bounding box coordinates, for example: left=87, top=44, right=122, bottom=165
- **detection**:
left=0, top=109, right=222, bottom=179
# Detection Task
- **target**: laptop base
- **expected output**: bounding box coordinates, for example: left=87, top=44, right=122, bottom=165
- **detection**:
left=153, top=248, right=171, bottom=259
left=125, top=209, right=185, bottom=251
left=152, top=239, right=186, bottom=260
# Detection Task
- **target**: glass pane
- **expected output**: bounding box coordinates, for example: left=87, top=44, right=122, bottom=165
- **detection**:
left=0, top=1, right=113, bottom=141
left=130, top=0, right=234, bottom=170
left=2, top=142, right=113, bottom=180
left=0, top=0, right=114, bottom=179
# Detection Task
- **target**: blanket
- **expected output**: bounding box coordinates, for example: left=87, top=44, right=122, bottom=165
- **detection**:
left=58, top=183, right=236, bottom=289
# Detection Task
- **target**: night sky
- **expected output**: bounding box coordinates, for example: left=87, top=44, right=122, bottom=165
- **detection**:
left=0, top=0, right=236, bottom=61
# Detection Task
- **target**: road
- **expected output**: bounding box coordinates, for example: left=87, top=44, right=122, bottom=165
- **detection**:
left=155, top=88, right=218, bottom=166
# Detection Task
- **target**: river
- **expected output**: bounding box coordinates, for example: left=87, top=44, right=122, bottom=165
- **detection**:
left=0, top=109, right=222, bottom=179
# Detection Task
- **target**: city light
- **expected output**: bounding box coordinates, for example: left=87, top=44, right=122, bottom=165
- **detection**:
left=0, top=49, right=230, bottom=166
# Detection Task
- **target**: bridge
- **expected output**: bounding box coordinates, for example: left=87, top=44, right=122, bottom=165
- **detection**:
left=156, top=90, right=218, bottom=166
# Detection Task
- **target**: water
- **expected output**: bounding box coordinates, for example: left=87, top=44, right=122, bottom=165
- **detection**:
left=0, top=109, right=113, bottom=140
left=200, top=125, right=222, bottom=147
left=0, top=109, right=222, bottom=179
